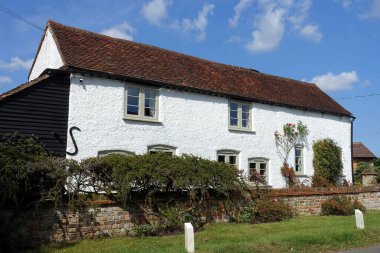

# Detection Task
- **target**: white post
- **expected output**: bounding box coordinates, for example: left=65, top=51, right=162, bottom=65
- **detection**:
left=355, top=209, right=364, bottom=229
left=184, top=222, right=194, bottom=253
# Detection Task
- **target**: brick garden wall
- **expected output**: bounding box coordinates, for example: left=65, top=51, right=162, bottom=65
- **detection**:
left=272, top=186, right=380, bottom=215
left=4, top=186, right=380, bottom=245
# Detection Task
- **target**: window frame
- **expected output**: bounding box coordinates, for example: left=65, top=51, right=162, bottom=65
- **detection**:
left=217, top=149, right=240, bottom=168
left=147, top=144, right=177, bottom=155
left=248, top=157, right=269, bottom=183
left=228, top=100, right=253, bottom=132
left=98, top=150, right=135, bottom=157
left=124, top=83, right=159, bottom=122
left=294, top=145, right=304, bottom=175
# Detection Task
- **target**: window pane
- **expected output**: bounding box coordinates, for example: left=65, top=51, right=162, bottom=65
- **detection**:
left=260, top=163, right=266, bottom=176
left=249, top=162, right=256, bottom=170
left=145, top=89, right=156, bottom=99
left=230, top=110, right=238, bottom=119
left=230, top=118, right=238, bottom=126
left=218, top=155, right=225, bottom=163
left=242, top=112, right=249, bottom=120
left=144, top=108, right=156, bottom=117
left=295, top=149, right=302, bottom=157
left=128, top=96, right=139, bottom=107
left=145, top=98, right=156, bottom=108
left=127, top=105, right=139, bottom=115
left=242, top=104, right=250, bottom=113
left=229, top=102, right=238, bottom=111
left=229, top=155, right=237, bottom=165
left=128, top=87, right=140, bottom=97
left=242, top=119, right=249, bottom=128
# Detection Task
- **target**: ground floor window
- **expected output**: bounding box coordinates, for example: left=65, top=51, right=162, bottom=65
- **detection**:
left=217, top=150, right=239, bottom=167
left=295, top=145, right=304, bottom=174
left=248, top=158, right=268, bottom=182
left=148, top=145, right=176, bottom=155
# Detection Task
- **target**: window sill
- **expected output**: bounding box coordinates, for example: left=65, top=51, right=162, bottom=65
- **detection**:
left=123, top=116, right=162, bottom=124
left=228, top=127, right=255, bottom=134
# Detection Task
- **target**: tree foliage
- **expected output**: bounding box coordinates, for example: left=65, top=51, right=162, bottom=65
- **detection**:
left=312, top=138, right=343, bottom=183
left=80, top=153, right=246, bottom=206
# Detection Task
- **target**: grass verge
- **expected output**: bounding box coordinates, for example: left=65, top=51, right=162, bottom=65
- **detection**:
left=32, top=211, right=380, bottom=253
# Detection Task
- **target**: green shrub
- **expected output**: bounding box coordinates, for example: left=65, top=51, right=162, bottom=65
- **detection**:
left=82, top=153, right=246, bottom=205
left=128, top=223, right=162, bottom=237
left=0, top=133, right=69, bottom=252
left=252, top=199, right=294, bottom=223
left=321, top=196, right=366, bottom=216
left=232, top=197, right=294, bottom=224
left=313, top=138, right=343, bottom=183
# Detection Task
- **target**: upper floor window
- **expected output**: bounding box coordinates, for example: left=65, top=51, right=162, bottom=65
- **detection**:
left=98, top=150, right=135, bottom=157
left=148, top=145, right=176, bottom=155
left=295, top=145, right=303, bottom=174
left=125, top=84, right=159, bottom=121
left=229, top=101, right=252, bottom=131
left=217, top=150, right=239, bottom=168
left=248, top=158, right=268, bottom=183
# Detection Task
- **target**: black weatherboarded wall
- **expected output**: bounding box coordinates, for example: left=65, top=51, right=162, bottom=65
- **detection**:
left=0, top=73, right=70, bottom=156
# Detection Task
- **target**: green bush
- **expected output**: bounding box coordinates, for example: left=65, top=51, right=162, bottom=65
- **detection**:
left=252, top=199, right=294, bottom=223
left=233, top=197, right=294, bottom=224
left=82, top=153, right=246, bottom=205
left=321, top=196, right=366, bottom=216
left=0, top=133, right=68, bottom=252
left=313, top=138, right=343, bottom=183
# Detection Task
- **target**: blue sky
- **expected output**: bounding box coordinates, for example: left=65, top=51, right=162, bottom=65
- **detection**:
left=0, top=0, right=379, bottom=156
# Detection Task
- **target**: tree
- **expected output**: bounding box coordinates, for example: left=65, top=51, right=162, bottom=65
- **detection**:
left=312, top=138, right=343, bottom=183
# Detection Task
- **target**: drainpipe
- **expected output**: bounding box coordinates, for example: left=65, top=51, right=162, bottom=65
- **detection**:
left=351, top=116, right=356, bottom=185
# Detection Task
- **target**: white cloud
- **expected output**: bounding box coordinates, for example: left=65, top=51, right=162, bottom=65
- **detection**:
left=361, top=0, right=380, bottom=19
left=101, top=22, right=135, bottom=40
left=340, top=0, right=352, bottom=10
left=182, top=3, right=215, bottom=41
left=0, top=76, right=12, bottom=84
left=300, top=24, right=322, bottom=42
left=288, top=0, right=322, bottom=42
left=229, top=0, right=254, bottom=28
left=0, top=57, right=33, bottom=71
left=310, top=71, right=359, bottom=91
left=242, top=0, right=322, bottom=53
left=142, top=0, right=170, bottom=26
left=245, top=4, right=286, bottom=53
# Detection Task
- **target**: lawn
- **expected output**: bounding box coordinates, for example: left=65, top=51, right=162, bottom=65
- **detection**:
left=34, top=211, right=380, bottom=253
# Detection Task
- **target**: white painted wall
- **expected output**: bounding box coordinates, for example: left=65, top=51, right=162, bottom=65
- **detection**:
left=29, top=28, right=64, bottom=81
left=66, top=75, right=353, bottom=188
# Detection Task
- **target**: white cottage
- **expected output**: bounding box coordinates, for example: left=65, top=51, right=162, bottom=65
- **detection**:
left=0, top=21, right=354, bottom=188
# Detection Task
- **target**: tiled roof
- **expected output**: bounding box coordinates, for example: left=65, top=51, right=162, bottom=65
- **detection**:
left=353, top=142, right=377, bottom=158
left=28, top=20, right=351, bottom=117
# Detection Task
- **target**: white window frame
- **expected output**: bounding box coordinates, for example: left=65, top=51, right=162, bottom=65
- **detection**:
left=124, top=83, right=159, bottom=122
left=217, top=150, right=240, bottom=168
left=248, top=157, right=269, bottom=183
left=228, top=100, right=252, bottom=131
left=294, top=145, right=304, bottom=175
left=148, top=145, right=176, bottom=155
left=98, top=150, right=135, bottom=157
